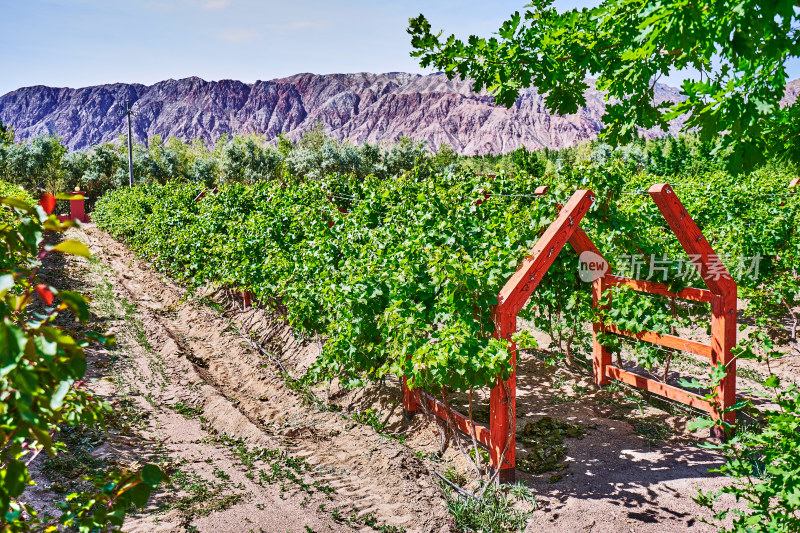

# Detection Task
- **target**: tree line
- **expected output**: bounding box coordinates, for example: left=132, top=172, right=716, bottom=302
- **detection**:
left=0, top=114, right=759, bottom=214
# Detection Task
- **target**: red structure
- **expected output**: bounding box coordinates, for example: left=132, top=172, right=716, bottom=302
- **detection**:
left=588, top=184, right=737, bottom=432
left=403, top=188, right=595, bottom=482
left=402, top=183, right=737, bottom=481
left=193, top=187, right=219, bottom=203
left=41, top=191, right=90, bottom=223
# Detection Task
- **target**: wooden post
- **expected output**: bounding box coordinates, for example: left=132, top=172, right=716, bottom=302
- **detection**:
left=486, top=189, right=595, bottom=483
left=565, top=225, right=613, bottom=387
left=711, top=292, right=738, bottom=433
left=401, top=376, right=421, bottom=419
left=69, top=191, right=88, bottom=223
left=489, top=308, right=516, bottom=483
left=241, top=290, right=253, bottom=307
left=592, top=277, right=612, bottom=386
left=496, top=190, right=596, bottom=314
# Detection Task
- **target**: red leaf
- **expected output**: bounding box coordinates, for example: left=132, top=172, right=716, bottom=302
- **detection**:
left=40, top=193, right=56, bottom=215
left=36, top=284, right=54, bottom=305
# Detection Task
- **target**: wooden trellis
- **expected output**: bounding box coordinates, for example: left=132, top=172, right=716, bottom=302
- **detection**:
left=402, top=183, right=737, bottom=482
left=193, top=187, right=219, bottom=202
left=403, top=188, right=596, bottom=483
left=579, top=184, right=737, bottom=433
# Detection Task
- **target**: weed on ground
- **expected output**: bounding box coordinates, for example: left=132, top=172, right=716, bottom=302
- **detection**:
left=442, top=483, right=532, bottom=533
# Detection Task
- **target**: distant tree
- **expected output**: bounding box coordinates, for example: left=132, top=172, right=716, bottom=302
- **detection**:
left=298, top=119, right=329, bottom=152
left=0, top=135, right=67, bottom=192
left=0, top=118, right=13, bottom=145
left=84, top=143, right=127, bottom=189
left=62, top=150, right=90, bottom=191
left=409, top=0, right=800, bottom=172
left=276, top=133, right=294, bottom=157
left=509, top=145, right=546, bottom=177
left=431, top=143, right=459, bottom=171
left=358, top=143, right=381, bottom=170
left=220, top=135, right=283, bottom=183
left=188, top=156, right=219, bottom=186
left=384, top=137, right=429, bottom=177
left=590, top=143, right=615, bottom=167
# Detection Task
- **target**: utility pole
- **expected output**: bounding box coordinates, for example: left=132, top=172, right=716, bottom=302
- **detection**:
left=121, top=101, right=137, bottom=187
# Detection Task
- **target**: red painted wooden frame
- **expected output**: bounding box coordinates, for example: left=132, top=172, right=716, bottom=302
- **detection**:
left=41, top=191, right=90, bottom=223
left=570, top=184, right=737, bottom=431
left=193, top=187, right=219, bottom=203
left=403, top=182, right=737, bottom=481
left=402, top=188, right=596, bottom=482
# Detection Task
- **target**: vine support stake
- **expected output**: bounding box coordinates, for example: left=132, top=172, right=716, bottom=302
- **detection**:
left=592, top=277, right=611, bottom=386
left=401, top=376, right=422, bottom=419
left=489, top=309, right=517, bottom=483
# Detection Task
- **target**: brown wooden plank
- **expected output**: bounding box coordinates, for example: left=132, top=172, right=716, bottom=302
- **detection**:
left=568, top=225, right=605, bottom=258
left=604, top=274, right=712, bottom=303
left=401, top=376, right=422, bottom=415
left=605, top=366, right=713, bottom=412
left=534, top=186, right=549, bottom=196
left=650, top=183, right=737, bottom=427
left=649, top=184, right=735, bottom=295
left=420, top=392, right=492, bottom=447
left=604, top=323, right=712, bottom=358
left=497, top=189, right=595, bottom=316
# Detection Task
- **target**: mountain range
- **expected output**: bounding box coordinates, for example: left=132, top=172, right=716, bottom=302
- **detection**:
left=1, top=72, right=791, bottom=154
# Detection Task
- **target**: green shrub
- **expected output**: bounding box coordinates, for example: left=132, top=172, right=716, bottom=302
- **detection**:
left=0, top=198, right=162, bottom=531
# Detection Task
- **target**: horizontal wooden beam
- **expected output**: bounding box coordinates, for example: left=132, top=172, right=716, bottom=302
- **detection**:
left=420, top=392, right=492, bottom=447
left=604, top=323, right=712, bottom=358
left=605, top=365, right=713, bottom=413
left=604, top=274, right=712, bottom=303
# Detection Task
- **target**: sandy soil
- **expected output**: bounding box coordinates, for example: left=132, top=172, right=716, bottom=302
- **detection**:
left=71, top=225, right=449, bottom=533
left=38, top=223, right=773, bottom=532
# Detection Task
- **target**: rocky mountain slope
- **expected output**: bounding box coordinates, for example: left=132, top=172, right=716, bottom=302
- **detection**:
left=0, top=72, right=686, bottom=154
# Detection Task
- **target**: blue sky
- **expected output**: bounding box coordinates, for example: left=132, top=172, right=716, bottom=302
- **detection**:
left=2, top=1, right=798, bottom=96
left=0, top=0, right=594, bottom=95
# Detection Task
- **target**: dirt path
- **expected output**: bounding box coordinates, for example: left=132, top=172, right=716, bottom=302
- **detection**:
left=63, top=224, right=748, bottom=533
left=71, top=225, right=450, bottom=533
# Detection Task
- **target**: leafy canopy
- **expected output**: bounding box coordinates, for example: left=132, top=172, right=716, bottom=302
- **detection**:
left=408, top=0, right=800, bottom=172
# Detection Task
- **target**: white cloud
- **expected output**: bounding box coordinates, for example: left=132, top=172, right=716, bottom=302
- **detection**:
left=201, top=0, right=229, bottom=10
left=286, top=20, right=328, bottom=30
left=263, top=20, right=332, bottom=32
left=218, top=28, right=261, bottom=43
